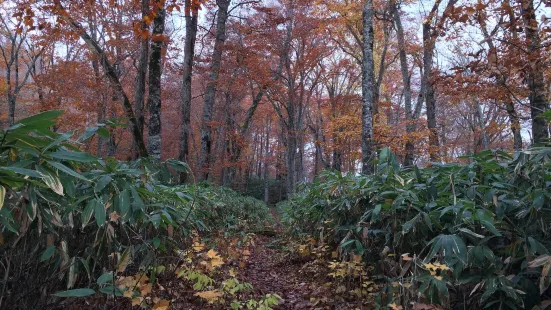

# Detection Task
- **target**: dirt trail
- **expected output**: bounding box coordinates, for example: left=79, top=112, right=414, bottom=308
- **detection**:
left=238, top=235, right=317, bottom=309
left=235, top=209, right=346, bottom=310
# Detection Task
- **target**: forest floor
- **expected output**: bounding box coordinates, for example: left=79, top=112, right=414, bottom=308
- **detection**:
left=65, top=211, right=370, bottom=310
left=171, top=234, right=366, bottom=309
left=167, top=209, right=369, bottom=309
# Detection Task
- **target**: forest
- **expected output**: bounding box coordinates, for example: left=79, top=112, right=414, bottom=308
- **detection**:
left=0, top=0, right=551, bottom=309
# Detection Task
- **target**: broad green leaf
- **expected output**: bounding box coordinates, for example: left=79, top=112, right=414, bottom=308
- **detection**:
left=459, top=228, right=484, bottom=239
left=0, top=186, right=5, bottom=210
left=49, top=150, right=97, bottom=162
left=480, top=220, right=501, bottom=237
left=44, top=132, right=73, bottom=152
left=97, top=272, right=114, bottom=285
left=0, top=166, right=43, bottom=178
left=36, top=165, right=64, bottom=196
left=77, top=127, right=99, bottom=142
left=53, top=288, right=95, bottom=297
left=152, top=237, right=161, bottom=249
left=40, top=245, right=56, bottom=262
left=371, top=204, right=381, bottom=222
left=425, top=234, right=468, bottom=265
left=0, top=208, right=19, bottom=233
left=81, top=199, right=96, bottom=227
left=166, top=159, right=189, bottom=173
left=94, top=175, right=112, bottom=192
left=117, top=189, right=130, bottom=218
left=94, top=199, right=106, bottom=226
left=47, top=161, right=90, bottom=181
left=533, top=191, right=545, bottom=210
left=17, top=110, right=63, bottom=126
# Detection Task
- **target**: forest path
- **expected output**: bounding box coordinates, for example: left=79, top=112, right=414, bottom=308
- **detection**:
left=237, top=235, right=319, bottom=309
left=234, top=209, right=363, bottom=310
left=236, top=208, right=320, bottom=309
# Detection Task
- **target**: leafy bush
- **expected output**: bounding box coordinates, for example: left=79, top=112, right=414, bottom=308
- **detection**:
left=0, top=111, right=271, bottom=309
left=242, top=176, right=287, bottom=204
left=163, top=182, right=273, bottom=233
left=278, top=148, right=551, bottom=309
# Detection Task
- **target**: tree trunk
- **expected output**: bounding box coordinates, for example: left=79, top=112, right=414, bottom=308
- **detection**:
left=394, top=7, right=415, bottom=166
left=198, top=0, right=231, bottom=180
left=474, top=98, right=489, bottom=151
left=147, top=4, right=166, bottom=159
left=505, top=101, right=523, bottom=150
left=179, top=0, right=199, bottom=174
left=423, top=22, right=440, bottom=161
left=8, top=93, right=16, bottom=126
left=361, top=0, right=375, bottom=174
left=54, top=1, right=148, bottom=157
left=520, top=0, right=548, bottom=144
left=133, top=0, right=150, bottom=159
left=262, top=117, right=270, bottom=203
left=477, top=13, right=523, bottom=151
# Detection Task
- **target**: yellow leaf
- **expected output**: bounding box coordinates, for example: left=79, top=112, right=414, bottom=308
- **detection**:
left=229, top=268, right=236, bottom=277
left=389, top=303, right=403, bottom=310
left=123, top=290, right=134, bottom=298
left=109, top=211, right=120, bottom=222
left=117, top=276, right=137, bottom=289
left=131, top=296, right=144, bottom=306
left=210, top=257, right=224, bottom=269
left=152, top=299, right=170, bottom=310
left=140, top=283, right=152, bottom=296
left=206, top=249, right=219, bottom=259
left=195, top=290, right=222, bottom=301
left=423, top=263, right=437, bottom=271
left=193, top=242, right=205, bottom=252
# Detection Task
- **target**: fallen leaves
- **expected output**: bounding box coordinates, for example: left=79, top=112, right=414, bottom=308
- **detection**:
left=194, top=290, right=223, bottom=302
left=152, top=299, right=170, bottom=310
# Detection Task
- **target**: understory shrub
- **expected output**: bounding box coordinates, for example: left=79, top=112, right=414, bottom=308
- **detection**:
left=279, top=147, right=551, bottom=309
left=0, top=111, right=271, bottom=309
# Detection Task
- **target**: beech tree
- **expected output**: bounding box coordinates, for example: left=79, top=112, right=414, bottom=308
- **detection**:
left=147, top=0, right=166, bottom=159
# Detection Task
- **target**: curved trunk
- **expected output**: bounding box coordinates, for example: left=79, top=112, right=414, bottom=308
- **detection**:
left=179, top=0, right=199, bottom=175
left=198, top=0, right=231, bottom=180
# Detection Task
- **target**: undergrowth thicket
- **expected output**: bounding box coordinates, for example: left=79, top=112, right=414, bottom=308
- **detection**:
left=279, top=148, right=551, bottom=309
left=2, top=110, right=551, bottom=310
left=0, top=111, right=274, bottom=309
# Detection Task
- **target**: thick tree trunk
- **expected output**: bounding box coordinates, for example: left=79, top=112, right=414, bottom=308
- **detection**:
left=198, top=0, right=230, bottom=180
left=286, top=130, right=297, bottom=194
left=505, top=101, right=523, bottom=150
left=147, top=4, right=166, bottom=159
left=8, top=93, right=16, bottom=126
left=361, top=0, right=375, bottom=174
left=133, top=0, right=149, bottom=158
left=520, top=0, right=548, bottom=144
left=179, top=0, right=199, bottom=171
left=423, top=23, right=440, bottom=161
left=474, top=98, right=489, bottom=150
left=394, top=7, right=414, bottom=166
